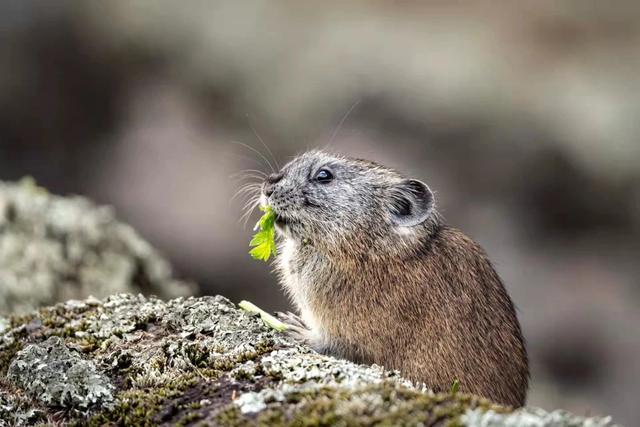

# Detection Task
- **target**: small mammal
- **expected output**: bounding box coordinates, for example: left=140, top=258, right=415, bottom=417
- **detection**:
left=261, top=150, right=529, bottom=407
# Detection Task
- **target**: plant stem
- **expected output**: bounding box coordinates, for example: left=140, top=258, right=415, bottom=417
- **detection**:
left=238, top=300, right=288, bottom=332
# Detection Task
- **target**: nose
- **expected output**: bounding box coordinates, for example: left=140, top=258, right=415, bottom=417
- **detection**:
left=264, top=172, right=283, bottom=197
left=267, top=172, right=284, bottom=184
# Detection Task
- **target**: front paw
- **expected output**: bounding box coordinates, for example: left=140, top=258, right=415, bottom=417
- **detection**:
left=276, top=311, right=312, bottom=343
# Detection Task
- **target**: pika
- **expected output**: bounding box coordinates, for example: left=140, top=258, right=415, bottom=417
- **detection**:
left=261, top=150, right=529, bottom=407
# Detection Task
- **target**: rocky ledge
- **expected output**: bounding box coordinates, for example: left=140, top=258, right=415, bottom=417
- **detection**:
left=0, top=178, right=193, bottom=316
left=0, top=294, right=617, bottom=426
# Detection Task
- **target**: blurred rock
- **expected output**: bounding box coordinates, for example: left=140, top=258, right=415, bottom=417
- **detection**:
left=0, top=178, right=194, bottom=315
left=462, top=407, right=615, bottom=427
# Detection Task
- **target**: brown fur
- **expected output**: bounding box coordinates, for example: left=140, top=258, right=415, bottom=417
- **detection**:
left=262, top=151, right=529, bottom=407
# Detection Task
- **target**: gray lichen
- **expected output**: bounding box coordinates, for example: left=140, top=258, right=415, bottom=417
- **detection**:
left=0, top=294, right=620, bottom=426
left=0, top=388, right=46, bottom=427
left=7, top=336, right=114, bottom=412
left=0, top=178, right=193, bottom=315
left=462, top=408, right=617, bottom=427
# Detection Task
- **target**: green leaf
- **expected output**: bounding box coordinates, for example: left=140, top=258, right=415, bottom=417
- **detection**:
left=258, top=205, right=276, bottom=230
left=249, top=206, right=277, bottom=262
left=249, top=230, right=269, bottom=246
left=450, top=379, right=460, bottom=394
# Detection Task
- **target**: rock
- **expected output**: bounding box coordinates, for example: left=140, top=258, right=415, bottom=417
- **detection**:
left=462, top=408, right=615, bottom=427
left=7, top=336, right=114, bottom=412
left=0, top=294, right=619, bottom=426
left=0, top=389, right=46, bottom=427
left=0, top=178, right=193, bottom=315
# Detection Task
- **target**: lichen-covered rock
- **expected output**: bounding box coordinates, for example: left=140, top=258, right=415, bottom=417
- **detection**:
left=0, top=388, right=46, bottom=427
left=0, top=294, right=619, bottom=426
left=462, top=408, right=615, bottom=427
left=0, top=178, right=193, bottom=315
left=7, top=336, right=114, bottom=412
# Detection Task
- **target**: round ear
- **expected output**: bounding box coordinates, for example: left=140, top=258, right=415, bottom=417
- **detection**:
left=389, top=179, right=434, bottom=227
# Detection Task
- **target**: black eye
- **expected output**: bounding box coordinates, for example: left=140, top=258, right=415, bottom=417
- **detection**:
left=314, top=168, right=334, bottom=183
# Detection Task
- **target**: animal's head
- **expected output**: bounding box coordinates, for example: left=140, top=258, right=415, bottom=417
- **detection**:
left=261, top=150, right=438, bottom=257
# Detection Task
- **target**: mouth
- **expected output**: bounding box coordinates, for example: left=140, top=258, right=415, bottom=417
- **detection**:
left=275, top=214, right=291, bottom=228
left=272, top=211, right=299, bottom=234
left=260, top=200, right=297, bottom=233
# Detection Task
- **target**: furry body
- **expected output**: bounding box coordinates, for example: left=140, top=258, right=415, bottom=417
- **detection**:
left=261, top=151, right=528, bottom=407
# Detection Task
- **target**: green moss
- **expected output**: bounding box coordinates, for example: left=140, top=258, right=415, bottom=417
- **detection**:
left=67, top=335, right=102, bottom=353
left=196, top=368, right=220, bottom=380
left=7, top=303, right=113, bottom=359
left=215, top=406, right=248, bottom=427
left=81, top=373, right=200, bottom=426
left=254, top=339, right=276, bottom=355
left=0, top=340, right=23, bottom=376
left=9, top=313, right=36, bottom=329
left=209, top=344, right=272, bottom=372
left=184, top=342, right=211, bottom=368
left=175, top=410, right=204, bottom=426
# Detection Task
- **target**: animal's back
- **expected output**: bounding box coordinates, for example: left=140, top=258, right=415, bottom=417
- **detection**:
left=401, top=226, right=529, bottom=407
left=280, top=225, right=528, bottom=406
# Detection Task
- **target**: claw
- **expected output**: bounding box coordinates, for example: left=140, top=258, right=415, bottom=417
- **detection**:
left=276, top=311, right=313, bottom=344
left=276, top=311, right=309, bottom=330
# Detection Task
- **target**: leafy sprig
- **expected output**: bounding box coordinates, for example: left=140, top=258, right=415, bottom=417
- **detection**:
left=249, top=205, right=277, bottom=261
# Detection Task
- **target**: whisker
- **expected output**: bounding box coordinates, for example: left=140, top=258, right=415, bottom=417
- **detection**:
left=238, top=203, right=256, bottom=224
left=231, top=174, right=265, bottom=183
left=232, top=183, right=262, bottom=202
left=220, top=150, right=269, bottom=171
left=230, top=141, right=276, bottom=174
left=328, top=98, right=361, bottom=146
left=239, top=199, right=255, bottom=220
left=247, top=116, right=280, bottom=170
left=230, top=169, right=268, bottom=179
left=236, top=181, right=263, bottom=191
left=232, top=190, right=260, bottom=205
left=240, top=197, right=261, bottom=228
left=236, top=184, right=262, bottom=194
left=234, top=185, right=261, bottom=200
left=242, top=193, right=260, bottom=210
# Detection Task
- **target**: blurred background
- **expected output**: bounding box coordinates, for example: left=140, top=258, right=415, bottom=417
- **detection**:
left=1, top=1, right=639, bottom=424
